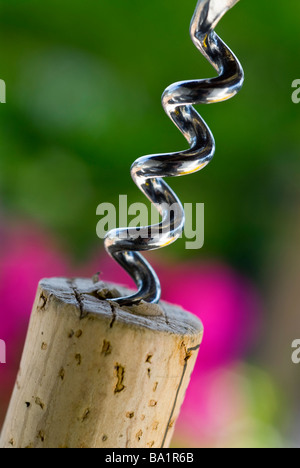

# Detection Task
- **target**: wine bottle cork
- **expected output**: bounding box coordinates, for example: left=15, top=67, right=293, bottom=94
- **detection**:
left=0, top=277, right=203, bottom=449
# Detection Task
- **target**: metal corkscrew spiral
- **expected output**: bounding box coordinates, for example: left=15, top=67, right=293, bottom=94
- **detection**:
left=104, top=0, right=244, bottom=306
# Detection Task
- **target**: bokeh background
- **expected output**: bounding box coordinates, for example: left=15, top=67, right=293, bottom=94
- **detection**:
left=0, top=0, right=300, bottom=448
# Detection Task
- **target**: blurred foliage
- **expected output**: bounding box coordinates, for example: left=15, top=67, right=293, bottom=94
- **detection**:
left=0, top=0, right=299, bottom=276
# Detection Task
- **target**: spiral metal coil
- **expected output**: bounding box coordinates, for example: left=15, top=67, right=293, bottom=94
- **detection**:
left=104, top=0, right=244, bottom=305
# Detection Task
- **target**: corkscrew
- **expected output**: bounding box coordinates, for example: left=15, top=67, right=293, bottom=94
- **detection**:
left=104, top=0, right=244, bottom=306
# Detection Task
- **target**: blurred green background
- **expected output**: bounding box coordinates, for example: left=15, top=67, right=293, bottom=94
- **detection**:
left=1, top=0, right=298, bottom=268
left=0, top=0, right=300, bottom=448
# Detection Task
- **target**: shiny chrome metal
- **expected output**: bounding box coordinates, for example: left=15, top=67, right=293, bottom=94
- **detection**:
left=104, top=0, right=244, bottom=305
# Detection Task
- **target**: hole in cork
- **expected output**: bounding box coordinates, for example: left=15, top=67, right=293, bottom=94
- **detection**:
left=114, top=364, right=125, bottom=394
left=146, top=354, right=153, bottom=364
left=75, top=354, right=82, bottom=366
left=102, top=340, right=112, bottom=356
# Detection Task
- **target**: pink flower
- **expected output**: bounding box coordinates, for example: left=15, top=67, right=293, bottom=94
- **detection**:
left=174, top=364, right=255, bottom=447
left=0, top=223, right=69, bottom=342
left=161, top=261, right=261, bottom=370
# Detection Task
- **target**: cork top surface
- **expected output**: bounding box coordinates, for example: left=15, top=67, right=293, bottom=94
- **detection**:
left=39, top=277, right=203, bottom=337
